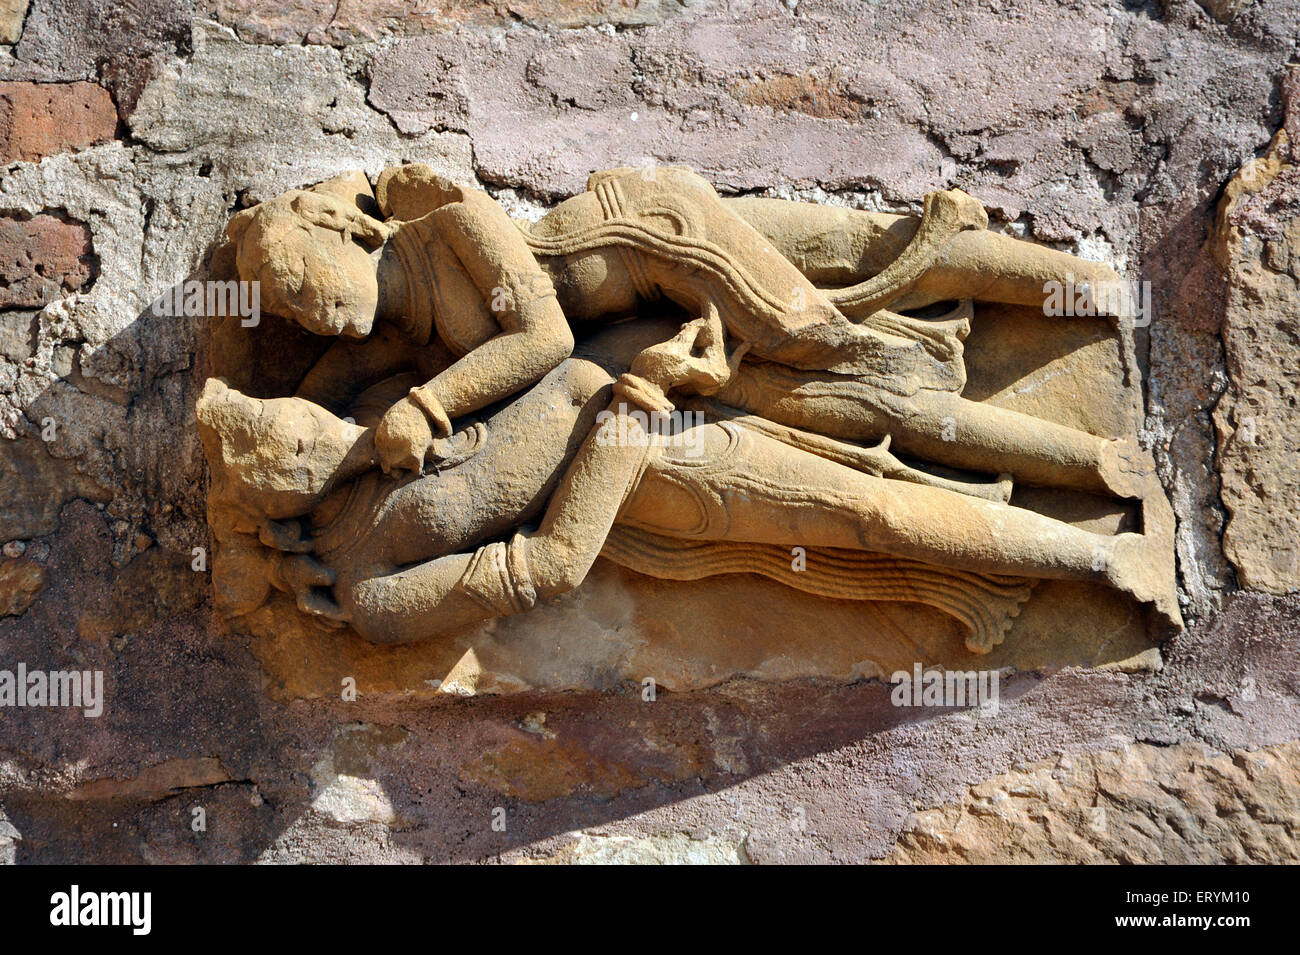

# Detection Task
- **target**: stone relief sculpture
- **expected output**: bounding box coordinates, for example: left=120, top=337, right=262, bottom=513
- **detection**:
left=194, top=164, right=1181, bottom=692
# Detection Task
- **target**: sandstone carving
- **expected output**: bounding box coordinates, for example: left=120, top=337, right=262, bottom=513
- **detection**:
left=195, top=164, right=1181, bottom=686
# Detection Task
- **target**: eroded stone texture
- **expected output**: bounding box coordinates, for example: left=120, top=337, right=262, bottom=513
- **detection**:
left=523, top=831, right=750, bottom=864
left=0, top=213, right=95, bottom=308
left=11, top=0, right=195, bottom=81
left=207, top=0, right=678, bottom=45
left=0, top=556, right=45, bottom=615
left=128, top=22, right=474, bottom=200
left=0, top=81, right=118, bottom=162
left=66, top=756, right=231, bottom=801
left=1196, top=0, right=1255, bottom=22
left=0, top=0, right=28, bottom=45
left=885, top=740, right=1300, bottom=864
left=1212, top=73, right=1300, bottom=595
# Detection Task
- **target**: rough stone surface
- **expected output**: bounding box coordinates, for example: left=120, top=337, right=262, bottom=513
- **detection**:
left=0, top=2, right=1298, bottom=863
left=0, top=80, right=118, bottom=163
left=10, top=1, right=196, bottom=114
left=886, top=739, right=1300, bottom=864
left=1196, top=0, right=1255, bottom=23
left=207, top=0, right=681, bottom=45
left=1212, top=84, right=1300, bottom=595
left=0, top=0, right=28, bottom=46
left=0, top=213, right=95, bottom=308
left=0, top=556, right=44, bottom=616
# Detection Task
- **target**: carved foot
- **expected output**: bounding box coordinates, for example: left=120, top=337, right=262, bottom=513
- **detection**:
left=273, top=553, right=349, bottom=627
left=1107, top=530, right=1184, bottom=634
left=1098, top=435, right=1155, bottom=500
left=994, top=472, right=1015, bottom=505
left=1095, top=436, right=1183, bottom=630
left=829, top=188, right=989, bottom=318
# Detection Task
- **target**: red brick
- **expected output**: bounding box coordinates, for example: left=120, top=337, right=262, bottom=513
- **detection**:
left=0, top=214, right=95, bottom=308
left=0, top=81, right=119, bottom=164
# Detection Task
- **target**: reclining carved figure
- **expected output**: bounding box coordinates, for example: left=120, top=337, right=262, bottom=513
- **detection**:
left=196, top=326, right=1179, bottom=655
left=201, top=164, right=1182, bottom=653
left=225, top=164, right=1149, bottom=499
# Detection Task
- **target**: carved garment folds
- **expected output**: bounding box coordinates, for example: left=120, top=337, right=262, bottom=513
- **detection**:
left=195, top=163, right=1181, bottom=695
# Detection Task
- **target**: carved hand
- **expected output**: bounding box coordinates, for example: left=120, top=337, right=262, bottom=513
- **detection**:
left=629, top=304, right=741, bottom=402
left=376, top=396, right=438, bottom=475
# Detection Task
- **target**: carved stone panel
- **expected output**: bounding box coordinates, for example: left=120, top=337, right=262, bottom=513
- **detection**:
left=196, top=164, right=1179, bottom=697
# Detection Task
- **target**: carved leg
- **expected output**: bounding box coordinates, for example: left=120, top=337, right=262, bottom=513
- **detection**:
left=879, top=389, right=1129, bottom=497
left=344, top=548, right=523, bottom=644
left=722, top=196, right=1124, bottom=313
left=534, top=181, right=1126, bottom=333
left=716, top=363, right=1136, bottom=496
left=338, top=400, right=1177, bottom=645
left=621, top=427, right=1179, bottom=624
left=334, top=401, right=653, bottom=644
left=530, top=179, right=1135, bottom=494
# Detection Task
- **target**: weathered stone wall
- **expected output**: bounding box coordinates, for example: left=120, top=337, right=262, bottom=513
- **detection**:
left=1, top=0, right=1297, bottom=863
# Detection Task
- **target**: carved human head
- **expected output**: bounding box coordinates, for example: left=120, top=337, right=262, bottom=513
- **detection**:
left=226, top=187, right=392, bottom=339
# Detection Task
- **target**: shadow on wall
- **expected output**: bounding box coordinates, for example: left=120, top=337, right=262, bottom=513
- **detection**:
left=0, top=523, right=1054, bottom=864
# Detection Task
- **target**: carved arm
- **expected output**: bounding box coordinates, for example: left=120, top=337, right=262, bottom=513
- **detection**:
left=376, top=190, right=575, bottom=473
left=345, top=400, right=652, bottom=644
